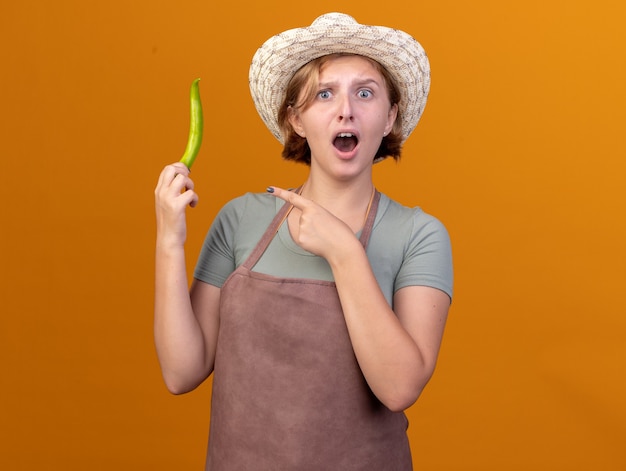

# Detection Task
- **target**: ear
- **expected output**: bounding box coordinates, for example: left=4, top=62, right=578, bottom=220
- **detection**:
left=384, top=103, right=399, bottom=136
left=288, top=107, right=306, bottom=138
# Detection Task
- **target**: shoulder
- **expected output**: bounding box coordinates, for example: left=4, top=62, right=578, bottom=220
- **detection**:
left=376, top=193, right=450, bottom=244
left=196, top=192, right=285, bottom=282
left=374, top=193, right=453, bottom=299
left=213, top=191, right=287, bottom=255
left=216, top=191, right=281, bottom=226
left=220, top=191, right=277, bottom=214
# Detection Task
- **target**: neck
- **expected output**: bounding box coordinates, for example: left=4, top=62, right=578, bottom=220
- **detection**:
left=301, top=175, right=374, bottom=209
left=298, top=175, right=375, bottom=232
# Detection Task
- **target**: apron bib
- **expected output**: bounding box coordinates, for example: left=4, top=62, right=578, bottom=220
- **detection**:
left=206, top=190, right=412, bottom=470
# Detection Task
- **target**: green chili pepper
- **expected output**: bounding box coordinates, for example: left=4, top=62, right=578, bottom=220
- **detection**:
left=179, top=78, right=203, bottom=169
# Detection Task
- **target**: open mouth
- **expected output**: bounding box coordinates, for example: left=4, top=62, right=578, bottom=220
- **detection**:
left=333, top=132, right=359, bottom=153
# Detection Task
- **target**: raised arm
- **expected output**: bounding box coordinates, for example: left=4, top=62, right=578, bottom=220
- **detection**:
left=154, top=162, right=220, bottom=394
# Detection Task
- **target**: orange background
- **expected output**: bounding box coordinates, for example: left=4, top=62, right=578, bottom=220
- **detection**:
left=1, top=0, right=625, bottom=469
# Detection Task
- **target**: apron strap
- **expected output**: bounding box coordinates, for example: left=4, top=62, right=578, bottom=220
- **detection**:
left=242, top=193, right=296, bottom=270
left=359, top=189, right=380, bottom=251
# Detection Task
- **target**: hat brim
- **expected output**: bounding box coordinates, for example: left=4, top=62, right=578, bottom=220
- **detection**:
left=249, top=13, right=430, bottom=145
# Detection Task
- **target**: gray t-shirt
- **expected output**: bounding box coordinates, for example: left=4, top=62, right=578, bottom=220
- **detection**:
left=194, top=191, right=453, bottom=306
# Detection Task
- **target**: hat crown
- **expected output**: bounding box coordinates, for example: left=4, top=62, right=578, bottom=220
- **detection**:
left=311, top=12, right=357, bottom=27
left=249, top=13, right=430, bottom=151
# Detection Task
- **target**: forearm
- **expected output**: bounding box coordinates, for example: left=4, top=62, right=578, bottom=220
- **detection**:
left=154, top=243, right=210, bottom=394
left=329, top=240, right=431, bottom=411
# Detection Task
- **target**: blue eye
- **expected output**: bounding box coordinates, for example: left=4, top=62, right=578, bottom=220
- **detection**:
left=359, top=89, right=372, bottom=98
left=318, top=90, right=331, bottom=99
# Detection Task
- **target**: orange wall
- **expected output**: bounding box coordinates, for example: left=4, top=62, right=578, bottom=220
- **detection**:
left=1, top=1, right=625, bottom=469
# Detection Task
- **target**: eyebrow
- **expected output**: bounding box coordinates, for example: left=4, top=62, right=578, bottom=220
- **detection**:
left=318, top=78, right=382, bottom=89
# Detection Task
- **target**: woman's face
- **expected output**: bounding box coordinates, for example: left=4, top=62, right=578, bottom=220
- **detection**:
left=289, top=55, right=398, bottom=180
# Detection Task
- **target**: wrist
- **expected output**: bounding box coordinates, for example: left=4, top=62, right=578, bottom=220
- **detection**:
left=327, top=234, right=365, bottom=271
left=156, top=234, right=186, bottom=253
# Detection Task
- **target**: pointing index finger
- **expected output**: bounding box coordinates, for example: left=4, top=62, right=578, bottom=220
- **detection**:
left=266, top=186, right=305, bottom=209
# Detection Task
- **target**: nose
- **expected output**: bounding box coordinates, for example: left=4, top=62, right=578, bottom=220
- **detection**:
left=337, top=94, right=354, bottom=122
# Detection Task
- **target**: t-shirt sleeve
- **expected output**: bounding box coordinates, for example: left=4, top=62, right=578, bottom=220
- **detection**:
left=394, top=210, right=453, bottom=300
left=193, top=199, right=241, bottom=288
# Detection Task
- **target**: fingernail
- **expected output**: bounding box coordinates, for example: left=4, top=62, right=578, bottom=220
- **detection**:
left=266, top=186, right=275, bottom=193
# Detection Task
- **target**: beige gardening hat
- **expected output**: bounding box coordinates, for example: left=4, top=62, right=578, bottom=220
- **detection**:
left=249, top=12, right=430, bottom=144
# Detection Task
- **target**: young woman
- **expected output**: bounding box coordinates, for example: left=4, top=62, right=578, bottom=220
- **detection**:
left=154, top=13, right=453, bottom=470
